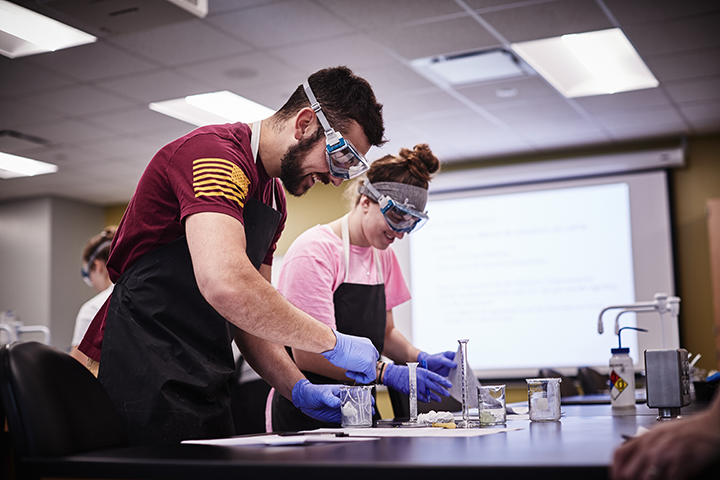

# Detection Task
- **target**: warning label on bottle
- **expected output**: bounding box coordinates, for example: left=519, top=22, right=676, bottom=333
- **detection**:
left=610, top=370, right=628, bottom=400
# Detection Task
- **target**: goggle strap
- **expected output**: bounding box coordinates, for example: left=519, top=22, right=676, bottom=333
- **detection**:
left=303, top=81, right=336, bottom=141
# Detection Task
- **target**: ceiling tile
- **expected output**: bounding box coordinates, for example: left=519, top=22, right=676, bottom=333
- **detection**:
left=208, top=0, right=277, bottom=14
left=19, top=85, right=135, bottom=117
left=382, top=89, right=470, bottom=123
left=572, top=88, right=673, bottom=114
left=624, top=12, right=720, bottom=57
left=679, top=100, right=720, bottom=126
left=645, top=48, right=720, bottom=82
left=664, top=76, right=720, bottom=104
left=314, top=0, right=465, bottom=29
left=107, top=19, right=253, bottom=66
left=0, top=99, right=62, bottom=129
left=480, top=0, right=613, bottom=43
left=25, top=42, right=158, bottom=82
left=457, top=76, right=557, bottom=107
left=177, top=52, right=306, bottom=93
left=594, top=106, right=686, bottom=130
left=603, top=0, right=720, bottom=25
left=606, top=121, right=691, bottom=141
left=370, top=15, right=499, bottom=59
left=96, top=70, right=213, bottom=103
left=81, top=136, right=162, bottom=160
left=512, top=116, right=604, bottom=138
left=134, top=126, right=203, bottom=152
left=464, top=0, right=554, bottom=10
left=223, top=77, right=310, bottom=112
left=87, top=106, right=193, bottom=135
left=0, top=57, right=74, bottom=97
left=485, top=97, right=584, bottom=125
left=269, top=34, right=397, bottom=73
left=17, top=119, right=116, bottom=146
left=529, top=131, right=611, bottom=151
left=20, top=145, right=112, bottom=169
left=206, top=0, right=356, bottom=49
left=353, top=64, right=437, bottom=102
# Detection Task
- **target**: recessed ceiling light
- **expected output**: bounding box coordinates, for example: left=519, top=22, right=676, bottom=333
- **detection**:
left=149, top=91, right=276, bottom=126
left=0, top=0, right=96, bottom=59
left=511, top=28, right=658, bottom=98
left=411, top=49, right=530, bottom=88
left=0, top=152, right=58, bottom=179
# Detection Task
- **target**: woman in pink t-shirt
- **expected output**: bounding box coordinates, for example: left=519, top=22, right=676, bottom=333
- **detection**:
left=271, top=144, right=457, bottom=431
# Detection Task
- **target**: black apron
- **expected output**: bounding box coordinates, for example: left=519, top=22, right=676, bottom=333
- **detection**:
left=99, top=124, right=282, bottom=445
left=272, top=215, right=386, bottom=431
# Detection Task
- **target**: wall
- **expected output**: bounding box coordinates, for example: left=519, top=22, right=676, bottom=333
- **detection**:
left=670, top=134, right=720, bottom=371
left=0, top=197, right=105, bottom=350
left=0, top=198, right=52, bottom=342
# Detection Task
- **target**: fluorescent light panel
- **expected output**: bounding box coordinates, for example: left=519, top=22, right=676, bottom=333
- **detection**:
left=0, top=0, right=96, bottom=59
left=150, top=91, right=275, bottom=126
left=411, top=49, right=527, bottom=87
left=0, top=152, right=58, bottom=179
left=511, top=28, right=658, bottom=98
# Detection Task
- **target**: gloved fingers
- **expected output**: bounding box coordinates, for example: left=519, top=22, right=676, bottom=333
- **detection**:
left=420, top=369, right=452, bottom=388
left=323, top=331, right=379, bottom=383
left=344, top=370, right=375, bottom=384
left=441, top=350, right=456, bottom=360
left=319, top=386, right=342, bottom=408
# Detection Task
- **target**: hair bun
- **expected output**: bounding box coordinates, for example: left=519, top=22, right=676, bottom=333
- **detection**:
left=398, top=143, right=440, bottom=183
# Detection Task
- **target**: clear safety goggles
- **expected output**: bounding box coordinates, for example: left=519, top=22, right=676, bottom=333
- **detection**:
left=80, top=263, right=93, bottom=287
left=303, top=81, right=370, bottom=179
left=80, top=239, right=111, bottom=288
left=363, top=182, right=429, bottom=233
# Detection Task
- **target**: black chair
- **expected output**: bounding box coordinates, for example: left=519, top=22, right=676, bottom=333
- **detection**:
left=538, top=368, right=580, bottom=398
left=0, top=341, right=128, bottom=477
left=577, top=366, right=609, bottom=395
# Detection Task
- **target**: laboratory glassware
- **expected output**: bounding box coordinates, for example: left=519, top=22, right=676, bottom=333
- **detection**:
left=527, top=378, right=562, bottom=422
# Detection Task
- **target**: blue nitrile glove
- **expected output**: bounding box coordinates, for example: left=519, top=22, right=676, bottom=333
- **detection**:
left=418, top=351, right=457, bottom=377
left=382, top=363, right=452, bottom=403
left=320, top=330, right=379, bottom=384
left=292, top=379, right=342, bottom=424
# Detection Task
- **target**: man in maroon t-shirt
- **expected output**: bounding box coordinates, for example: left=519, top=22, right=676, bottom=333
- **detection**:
left=79, top=67, right=387, bottom=445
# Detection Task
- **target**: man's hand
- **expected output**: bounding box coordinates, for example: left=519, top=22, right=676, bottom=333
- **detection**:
left=292, top=380, right=342, bottom=424
left=320, top=330, right=379, bottom=384
left=612, top=407, right=720, bottom=480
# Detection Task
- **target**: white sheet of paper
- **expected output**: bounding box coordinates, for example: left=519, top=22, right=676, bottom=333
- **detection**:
left=448, top=345, right=481, bottom=408
left=182, top=434, right=377, bottom=446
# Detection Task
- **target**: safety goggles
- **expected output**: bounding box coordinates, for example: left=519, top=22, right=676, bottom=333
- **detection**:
left=303, top=81, right=369, bottom=179
left=362, top=182, right=429, bottom=233
left=80, top=239, right=112, bottom=287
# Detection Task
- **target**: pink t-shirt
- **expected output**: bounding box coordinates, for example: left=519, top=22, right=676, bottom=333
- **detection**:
left=276, top=224, right=411, bottom=330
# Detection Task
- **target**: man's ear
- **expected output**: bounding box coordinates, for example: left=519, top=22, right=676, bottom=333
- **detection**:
left=294, top=107, right=317, bottom=141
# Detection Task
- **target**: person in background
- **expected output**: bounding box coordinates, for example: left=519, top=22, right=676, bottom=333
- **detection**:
left=271, top=144, right=456, bottom=431
left=70, top=226, right=116, bottom=366
left=78, top=66, right=385, bottom=445
left=612, top=392, right=720, bottom=479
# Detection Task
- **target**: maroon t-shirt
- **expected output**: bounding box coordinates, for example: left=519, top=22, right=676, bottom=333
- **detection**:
left=79, top=122, right=287, bottom=361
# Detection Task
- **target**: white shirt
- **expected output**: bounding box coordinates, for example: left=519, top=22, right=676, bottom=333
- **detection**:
left=71, top=285, right=113, bottom=347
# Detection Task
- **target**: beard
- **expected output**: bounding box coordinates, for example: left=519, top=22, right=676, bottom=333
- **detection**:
left=280, top=127, right=325, bottom=197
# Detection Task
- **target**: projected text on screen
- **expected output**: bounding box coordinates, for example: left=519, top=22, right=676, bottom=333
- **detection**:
left=409, top=183, right=637, bottom=372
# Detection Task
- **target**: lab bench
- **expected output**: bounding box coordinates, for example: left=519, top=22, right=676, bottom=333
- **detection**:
left=15, top=403, right=719, bottom=480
